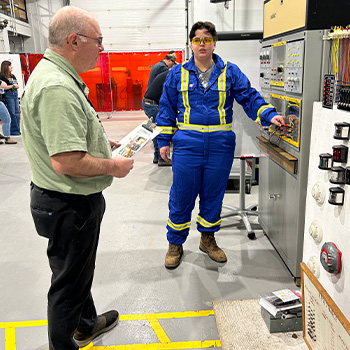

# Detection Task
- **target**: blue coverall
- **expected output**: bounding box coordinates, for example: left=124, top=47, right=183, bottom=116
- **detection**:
left=156, top=54, right=278, bottom=245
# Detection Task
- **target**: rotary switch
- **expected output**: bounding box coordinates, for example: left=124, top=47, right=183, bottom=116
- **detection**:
left=311, top=182, right=326, bottom=205
left=307, top=256, right=320, bottom=278
left=309, top=220, right=323, bottom=243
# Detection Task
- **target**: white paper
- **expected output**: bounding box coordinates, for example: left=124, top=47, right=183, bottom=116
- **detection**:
left=112, top=121, right=161, bottom=158
left=272, top=289, right=302, bottom=303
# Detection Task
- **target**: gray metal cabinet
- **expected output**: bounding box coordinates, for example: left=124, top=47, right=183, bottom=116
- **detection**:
left=259, top=156, right=301, bottom=280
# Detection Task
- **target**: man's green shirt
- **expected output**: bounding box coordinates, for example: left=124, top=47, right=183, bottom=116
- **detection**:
left=21, top=49, right=113, bottom=195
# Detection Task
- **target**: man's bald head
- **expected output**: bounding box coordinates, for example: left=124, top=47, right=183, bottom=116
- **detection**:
left=49, top=6, right=95, bottom=49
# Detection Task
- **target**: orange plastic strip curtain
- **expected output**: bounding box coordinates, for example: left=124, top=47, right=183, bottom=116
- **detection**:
left=20, top=51, right=183, bottom=112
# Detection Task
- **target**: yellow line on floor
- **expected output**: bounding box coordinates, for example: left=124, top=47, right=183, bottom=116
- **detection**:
left=119, top=310, right=215, bottom=321
left=147, top=316, right=171, bottom=343
left=1, top=310, right=219, bottom=350
left=88, top=340, right=222, bottom=349
left=0, top=320, right=47, bottom=328
left=5, top=328, right=16, bottom=349
left=0, top=310, right=215, bottom=329
left=32, top=340, right=222, bottom=350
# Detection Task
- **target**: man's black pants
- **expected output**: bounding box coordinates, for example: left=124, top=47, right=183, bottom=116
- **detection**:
left=30, top=183, right=106, bottom=350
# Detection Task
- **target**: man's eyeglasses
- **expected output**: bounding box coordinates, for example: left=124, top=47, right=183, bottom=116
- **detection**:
left=76, top=33, right=103, bottom=47
left=191, top=37, right=214, bottom=45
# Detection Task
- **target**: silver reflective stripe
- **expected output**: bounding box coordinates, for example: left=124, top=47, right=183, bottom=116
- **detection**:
left=167, top=218, right=191, bottom=231
left=197, top=215, right=222, bottom=228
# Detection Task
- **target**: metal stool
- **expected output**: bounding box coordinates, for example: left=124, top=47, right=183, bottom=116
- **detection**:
left=221, top=155, right=258, bottom=240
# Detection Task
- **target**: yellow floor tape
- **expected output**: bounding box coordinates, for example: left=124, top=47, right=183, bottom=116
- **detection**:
left=0, top=310, right=221, bottom=350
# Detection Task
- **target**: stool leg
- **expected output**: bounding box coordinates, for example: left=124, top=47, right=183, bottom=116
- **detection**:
left=241, top=212, right=256, bottom=240
left=239, top=158, right=245, bottom=210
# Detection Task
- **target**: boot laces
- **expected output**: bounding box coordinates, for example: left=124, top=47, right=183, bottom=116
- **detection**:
left=206, top=234, right=218, bottom=248
left=169, top=244, right=181, bottom=253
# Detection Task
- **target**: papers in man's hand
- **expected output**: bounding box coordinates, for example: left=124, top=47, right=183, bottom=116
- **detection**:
left=112, top=120, right=161, bottom=158
left=259, top=289, right=302, bottom=317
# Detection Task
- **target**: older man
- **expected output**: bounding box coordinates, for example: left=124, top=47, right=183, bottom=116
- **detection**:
left=21, top=6, right=134, bottom=350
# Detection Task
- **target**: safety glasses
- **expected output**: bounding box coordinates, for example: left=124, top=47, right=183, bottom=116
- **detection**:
left=191, top=37, right=214, bottom=45
left=76, top=33, right=103, bottom=47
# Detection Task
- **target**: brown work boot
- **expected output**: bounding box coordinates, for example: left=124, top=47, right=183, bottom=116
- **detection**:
left=5, top=137, right=17, bottom=144
left=165, top=243, right=183, bottom=269
left=199, top=232, right=227, bottom=263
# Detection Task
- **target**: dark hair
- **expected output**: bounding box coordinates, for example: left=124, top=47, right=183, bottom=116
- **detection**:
left=189, top=21, right=218, bottom=42
left=164, top=54, right=176, bottom=63
left=0, top=60, right=12, bottom=79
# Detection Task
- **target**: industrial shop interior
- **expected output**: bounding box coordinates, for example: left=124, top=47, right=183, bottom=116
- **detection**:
left=1, top=1, right=350, bottom=349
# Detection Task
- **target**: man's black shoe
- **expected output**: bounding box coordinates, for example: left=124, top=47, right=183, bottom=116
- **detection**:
left=73, top=310, right=119, bottom=347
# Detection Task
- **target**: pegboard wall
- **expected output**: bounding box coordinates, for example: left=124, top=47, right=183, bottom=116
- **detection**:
left=303, top=102, right=350, bottom=318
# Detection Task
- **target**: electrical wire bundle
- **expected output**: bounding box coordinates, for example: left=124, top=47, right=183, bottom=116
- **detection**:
left=327, top=26, right=350, bottom=106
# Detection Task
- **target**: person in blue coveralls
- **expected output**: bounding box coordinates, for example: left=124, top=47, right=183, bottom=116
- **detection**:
left=156, top=21, right=285, bottom=269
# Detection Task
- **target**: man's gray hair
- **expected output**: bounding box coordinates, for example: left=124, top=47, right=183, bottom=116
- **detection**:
left=49, top=6, right=94, bottom=48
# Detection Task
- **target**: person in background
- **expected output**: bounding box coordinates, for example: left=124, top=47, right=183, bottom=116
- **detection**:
left=168, top=50, right=177, bottom=64
left=20, top=6, right=134, bottom=350
left=0, top=79, right=17, bottom=144
left=142, top=52, right=176, bottom=165
left=156, top=21, right=285, bottom=269
left=0, top=60, right=21, bottom=135
left=142, top=70, right=171, bottom=166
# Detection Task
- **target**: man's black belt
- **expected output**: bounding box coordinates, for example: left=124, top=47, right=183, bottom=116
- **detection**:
left=143, top=98, right=158, bottom=105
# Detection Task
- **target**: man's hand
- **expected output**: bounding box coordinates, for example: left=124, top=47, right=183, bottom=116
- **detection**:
left=271, top=115, right=285, bottom=127
left=110, top=156, right=134, bottom=178
left=109, top=139, right=121, bottom=150
left=160, top=146, right=171, bottom=161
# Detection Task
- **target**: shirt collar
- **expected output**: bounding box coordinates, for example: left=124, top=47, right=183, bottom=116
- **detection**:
left=44, top=49, right=88, bottom=95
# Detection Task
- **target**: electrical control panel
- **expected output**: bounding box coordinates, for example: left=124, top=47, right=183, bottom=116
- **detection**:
left=259, top=38, right=305, bottom=149
left=257, top=30, right=324, bottom=153
left=285, top=41, right=304, bottom=94
left=322, top=74, right=335, bottom=109
left=270, top=42, right=286, bottom=89
left=269, top=94, right=301, bottom=147
left=259, top=48, right=271, bottom=89
left=258, top=30, right=325, bottom=281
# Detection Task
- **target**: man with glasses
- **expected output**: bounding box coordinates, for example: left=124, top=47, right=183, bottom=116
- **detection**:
left=156, top=21, right=285, bottom=269
left=21, top=6, right=134, bottom=350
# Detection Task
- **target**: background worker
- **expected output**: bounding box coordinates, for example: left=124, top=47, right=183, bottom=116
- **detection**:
left=21, top=6, right=134, bottom=350
left=0, top=60, right=21, bottom=135
left=156, top=21, right=284, bottom=269
left=0, top=79, right=17, bottom=144
left=143, top=52, right=176, bottom=165
left=142, top=70, right=171, bottom=166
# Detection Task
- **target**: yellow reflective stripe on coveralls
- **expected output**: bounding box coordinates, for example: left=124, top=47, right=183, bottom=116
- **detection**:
left=197, top=215, right=222, bottom=228
left=167, top=218, right=191, bottom=231
left=217, top=61, right=228, bottom=125
left=255, top=104, right=274, bottom=123
left=159, top=126, right=176, bottom=135
left=177, top=122, right=232, bottom=132
left=181, top=65, right=190, bottom=124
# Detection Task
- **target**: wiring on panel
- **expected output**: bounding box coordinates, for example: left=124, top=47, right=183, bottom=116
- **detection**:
left=257, top=122, right=282, bottom=147
left=326, top=26, right=350, bottom=109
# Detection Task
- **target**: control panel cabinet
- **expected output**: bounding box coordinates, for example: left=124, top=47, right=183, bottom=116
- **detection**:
left=258, top=30, right=326, bottom=280
left=259, top=156, right=301, bottom=277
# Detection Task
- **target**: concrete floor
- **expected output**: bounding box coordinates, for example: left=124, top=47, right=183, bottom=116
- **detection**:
left=0, top=112, right=297, bottom=350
